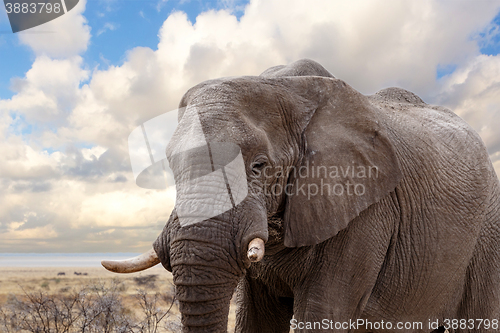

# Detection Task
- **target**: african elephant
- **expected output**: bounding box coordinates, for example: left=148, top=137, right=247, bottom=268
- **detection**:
left=102, top=59, right=500, bottom=332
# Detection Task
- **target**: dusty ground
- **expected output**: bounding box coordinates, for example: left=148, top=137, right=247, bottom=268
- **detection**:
left=0, top=266, right=237, bottom=332
left=0, top=265, right=170, bottom=298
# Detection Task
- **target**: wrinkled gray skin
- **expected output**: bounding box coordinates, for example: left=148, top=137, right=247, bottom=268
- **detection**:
left=152, top=59, right=500, bottom=332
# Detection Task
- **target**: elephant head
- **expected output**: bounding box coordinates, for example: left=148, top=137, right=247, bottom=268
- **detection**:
left=102, top=59, right=402, bottom=332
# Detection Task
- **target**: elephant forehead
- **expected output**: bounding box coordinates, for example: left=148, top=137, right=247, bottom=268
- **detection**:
left=175, top=106, right=279, bottom=152
left=188, top=77, right=280, bottom=103
left=176, top=78, right=303, bottom=161
left=187, top=78, right=291, bottom=121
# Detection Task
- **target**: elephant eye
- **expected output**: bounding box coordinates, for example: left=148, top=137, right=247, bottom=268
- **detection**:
left=251, top=161, right=267, bottom=173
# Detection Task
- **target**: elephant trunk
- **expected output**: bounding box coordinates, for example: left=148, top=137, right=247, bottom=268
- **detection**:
left=175, top=275, right=238, bottom=332
left=170, top=237, right=241, bottom=333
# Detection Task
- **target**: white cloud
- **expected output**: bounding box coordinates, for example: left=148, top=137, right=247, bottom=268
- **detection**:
left=156, top=0, right=169, bottom=12
left=78, top=186, right=175, bottom=228
left=4, top=225, right=58, bottom=240
left=96, top=22, right=118, bottom=36
left=149, top=0, right=500, bottom=99
left=437, top=54, right=500, bottom=161
left=0, top=143, right=58, bottom=180
left=17, top=0, right=90, bottom=58
left=82, top=146, right=107, bottom=161
left=494, top=157, right=500, bottom=176
left=0, top=56, right=89, bottom=126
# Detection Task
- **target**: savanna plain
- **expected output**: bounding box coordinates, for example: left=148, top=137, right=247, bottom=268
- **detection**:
left=0, top=266, right=238, bottom=332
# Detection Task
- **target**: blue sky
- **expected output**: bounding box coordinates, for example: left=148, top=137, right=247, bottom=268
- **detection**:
left=0, top=0, right=499, bottom=252
left=478, top=11, right=500, bottom=56
left=0, top=0, right=247, bottom=100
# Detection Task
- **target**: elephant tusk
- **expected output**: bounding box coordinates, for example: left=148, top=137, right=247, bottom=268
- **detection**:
left=101, top=248, right=160, bottom=273
left=247, top=238, right=265, bottom=262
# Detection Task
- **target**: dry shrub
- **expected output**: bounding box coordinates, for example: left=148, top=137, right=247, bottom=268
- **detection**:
left=0, top=280, right=179, bottom=333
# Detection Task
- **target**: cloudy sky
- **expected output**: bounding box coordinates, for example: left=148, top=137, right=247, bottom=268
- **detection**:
left=0, top=0, right=499, bottom=253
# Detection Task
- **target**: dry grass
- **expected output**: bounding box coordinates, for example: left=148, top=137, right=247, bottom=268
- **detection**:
left=0, top=266, right=237, bottom=332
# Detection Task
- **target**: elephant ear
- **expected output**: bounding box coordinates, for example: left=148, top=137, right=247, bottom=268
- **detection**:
left=282, top=77, right=402, bottom=247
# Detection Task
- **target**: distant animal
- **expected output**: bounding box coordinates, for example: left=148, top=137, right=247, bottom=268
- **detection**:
left=102, top=59, right=500, bottom=332
left=57, top=272, right=65, bottom=276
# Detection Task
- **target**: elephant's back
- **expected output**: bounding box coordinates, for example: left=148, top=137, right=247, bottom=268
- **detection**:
left=378, top=97, right=494, bottom=198
left=368, top=88, right=495, bottom=213
left=369, top=88, right=488, bottom=168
